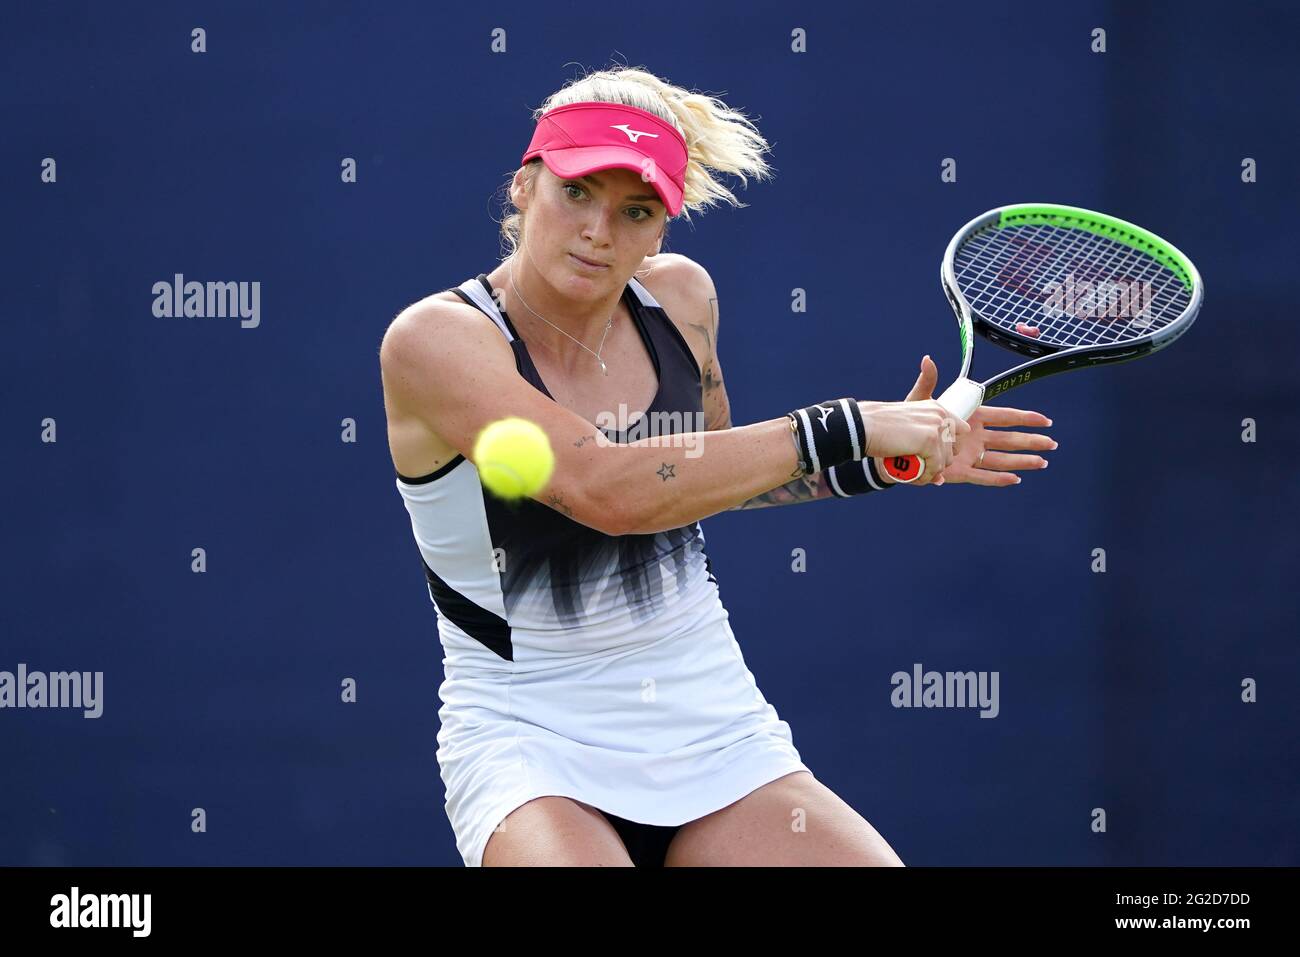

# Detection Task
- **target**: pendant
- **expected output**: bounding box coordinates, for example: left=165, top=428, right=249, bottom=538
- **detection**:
left=599, top=359, right=608, bottom=376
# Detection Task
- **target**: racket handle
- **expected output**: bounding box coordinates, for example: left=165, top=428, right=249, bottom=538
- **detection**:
left=881, top=379, right=986, bottom=484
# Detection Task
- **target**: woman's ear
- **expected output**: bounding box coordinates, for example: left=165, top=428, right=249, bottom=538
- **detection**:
left=509, top=167, right=532, bottom=211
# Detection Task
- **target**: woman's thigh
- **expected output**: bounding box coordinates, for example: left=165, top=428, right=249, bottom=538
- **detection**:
left=664, top=771, right=904, bottom=866
left=482, top=796, right=635, bottom=866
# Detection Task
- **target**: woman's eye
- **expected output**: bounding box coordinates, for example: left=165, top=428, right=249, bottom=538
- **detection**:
left=564, top=184, right=650, bottom=221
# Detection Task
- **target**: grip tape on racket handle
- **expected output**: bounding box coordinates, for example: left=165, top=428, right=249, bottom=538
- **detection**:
left=882, top=378, right=985, bottom=484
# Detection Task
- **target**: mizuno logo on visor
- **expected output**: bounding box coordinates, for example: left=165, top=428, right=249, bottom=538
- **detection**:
left=610, top=124, right=659, bottom=143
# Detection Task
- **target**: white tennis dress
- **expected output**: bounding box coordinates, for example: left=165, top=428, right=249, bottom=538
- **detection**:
left=394, top=273, right=809, bottom=866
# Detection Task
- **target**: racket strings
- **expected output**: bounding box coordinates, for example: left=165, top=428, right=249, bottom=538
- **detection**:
left=955, top=222, right=1192, bottom=348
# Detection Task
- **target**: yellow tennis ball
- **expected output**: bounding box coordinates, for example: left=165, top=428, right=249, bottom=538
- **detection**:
left=473, top=417, right=555, bottom=500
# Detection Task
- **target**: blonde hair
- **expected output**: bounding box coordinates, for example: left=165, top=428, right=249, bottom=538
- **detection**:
left=496, top=64, right=775, bottom=261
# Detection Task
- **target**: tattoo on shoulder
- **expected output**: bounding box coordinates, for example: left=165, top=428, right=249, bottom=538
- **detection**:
left=683, top=296, right=719, bottom=361
left=703, top=357, right=731, bottom=430
left=685, top=299, right=717, bottom=354
left=573, top=434, right=596, bottom=448
left=701, top=357, right=723, bottom=394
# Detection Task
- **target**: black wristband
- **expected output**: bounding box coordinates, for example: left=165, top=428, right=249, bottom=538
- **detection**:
left=786, top=398, right=867, bottom=474
left=826, top=456, right=897, bottom=497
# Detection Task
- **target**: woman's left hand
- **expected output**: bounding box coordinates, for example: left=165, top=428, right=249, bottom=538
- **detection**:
left=902, top=355, right=1056, bottom=488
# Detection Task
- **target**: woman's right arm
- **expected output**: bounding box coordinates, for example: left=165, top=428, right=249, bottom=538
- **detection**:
left=380, top=300, right=958, bottom=536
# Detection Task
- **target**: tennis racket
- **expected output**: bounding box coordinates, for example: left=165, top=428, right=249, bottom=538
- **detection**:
left=882, top=203, right=1203, bottom=483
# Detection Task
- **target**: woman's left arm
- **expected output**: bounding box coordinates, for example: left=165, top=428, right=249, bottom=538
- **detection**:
left=672, top=261, right=1053, bottom=510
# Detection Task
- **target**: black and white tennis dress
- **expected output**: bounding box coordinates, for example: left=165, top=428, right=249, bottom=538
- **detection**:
left=394, top=272, right=809, bottom=866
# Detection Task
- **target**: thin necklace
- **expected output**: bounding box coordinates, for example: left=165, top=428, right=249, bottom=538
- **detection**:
left=507, top=251, right=617, bottom=376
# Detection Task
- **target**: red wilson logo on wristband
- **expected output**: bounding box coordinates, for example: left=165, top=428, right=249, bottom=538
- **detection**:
left=883, top=456, right=923, bottom=483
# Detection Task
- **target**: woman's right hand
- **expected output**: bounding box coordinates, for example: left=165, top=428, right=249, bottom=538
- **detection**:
left=856, top=398, right=969, bottom=484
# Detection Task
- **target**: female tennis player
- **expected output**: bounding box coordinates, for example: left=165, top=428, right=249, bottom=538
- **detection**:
left=380, top=67, right=1055, bottom=866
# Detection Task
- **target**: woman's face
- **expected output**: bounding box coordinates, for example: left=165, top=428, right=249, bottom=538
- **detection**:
left=513, top=163, right=667, bottom=294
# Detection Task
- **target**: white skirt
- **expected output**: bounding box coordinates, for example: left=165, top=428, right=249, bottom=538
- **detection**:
left=434, top=588, right=809, bottom=866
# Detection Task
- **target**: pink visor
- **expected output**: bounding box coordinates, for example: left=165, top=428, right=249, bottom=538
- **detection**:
left=521, top=101, right=688, bottom=217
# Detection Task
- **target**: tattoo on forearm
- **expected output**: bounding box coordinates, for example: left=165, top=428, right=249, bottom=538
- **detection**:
left=573, top=434, right=596, bottom=448
left=546, top=493, right=574, bottom=518
left=730, top=472, right=833, bottom=510
left=656, top=463, right=677, bottom=482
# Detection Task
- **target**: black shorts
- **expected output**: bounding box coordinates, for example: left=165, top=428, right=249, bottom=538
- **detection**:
left=601, top=811, right=683, bottom=867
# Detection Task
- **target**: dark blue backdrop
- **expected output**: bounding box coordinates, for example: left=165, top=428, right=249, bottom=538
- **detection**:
left=3, top=0, right=1297, bottom=866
